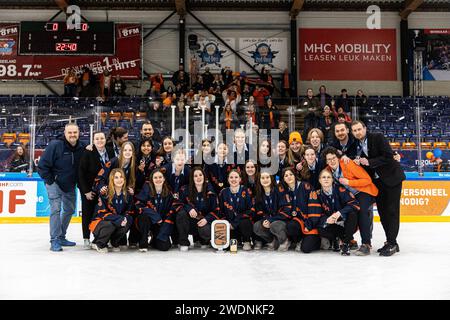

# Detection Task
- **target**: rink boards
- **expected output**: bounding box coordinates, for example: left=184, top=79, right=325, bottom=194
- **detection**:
left=0, top=172, right=449, bottom=223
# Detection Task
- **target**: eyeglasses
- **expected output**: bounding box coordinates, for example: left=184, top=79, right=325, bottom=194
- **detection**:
left=326, top=156, right=338, bottom=162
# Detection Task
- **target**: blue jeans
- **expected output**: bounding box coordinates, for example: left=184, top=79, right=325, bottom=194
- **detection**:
left=46, top=183, right=76, bottom=242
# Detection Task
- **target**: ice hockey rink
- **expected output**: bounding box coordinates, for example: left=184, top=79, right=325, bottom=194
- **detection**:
left=0, top=222, right=449, bottom=300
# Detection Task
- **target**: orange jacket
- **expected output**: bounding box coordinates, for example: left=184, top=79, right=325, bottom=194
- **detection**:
left=336, top=159, right=378, bottom=197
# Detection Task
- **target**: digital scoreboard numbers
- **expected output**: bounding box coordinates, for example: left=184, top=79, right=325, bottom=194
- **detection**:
left=19, top=21, right=115, bottom=55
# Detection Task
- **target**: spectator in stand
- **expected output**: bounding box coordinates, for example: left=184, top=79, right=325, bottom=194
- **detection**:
left=221, top=67, right=233, bottom=87
left=111, top=75, right=127, bottom=97
left=223, top=85, right=241, bottom=112
left=278, top=121, right=289, bottom=144
left=220, top=102, right=238, bottom=130
left=63, top=69, right=78, bottom=97
left=355, top=89, right=368, bottom=109
left=212, top=74, right=225, bottom=91
left=262, top=98, right=279, bottom=131
left=8, top=144, right=32, bottom=173
left=301, top=88, right=320, bottom=139
left=99, top=70, right=112, bottom=101
left=241, top=83, right=252, bottom=104
left=261, top=67, right=274, bottom=95
left=315, top=85, right=332, bottom=109
left=192, top=75, right=204, bottom=93
left=79, top=67, right=97, bottom=97
left=317, top=105, right=335, bottom=142
left=172, top=64, right=190, bottom=88
left=281, top=69, right=293, bottom=98
left=333, top=105, right=352, bottom=124
left=202, top=67, right=214, bottom=90
left=252, top=85, right=270, bottom=109
left=335, top=89, right=354, bottom=114
left=150, top=73, right=165, bottom=95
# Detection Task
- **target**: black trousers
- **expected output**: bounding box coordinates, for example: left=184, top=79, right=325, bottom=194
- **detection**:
left=81, top=193, right=97, bottom=239
left=286, top=219, right=321, bottom=253
left=230, top=219, right=253, bottom=242
left=135, top=214, right=171, bottom=251
left=92, top=220, right=131, bottom=248
left=355, top=192, right=375, bottom=245
left=374, top=179, right=403, bottom=245
left=319, top=210, right=358, bottom=244
left=176, top=209, right=211, bottom=246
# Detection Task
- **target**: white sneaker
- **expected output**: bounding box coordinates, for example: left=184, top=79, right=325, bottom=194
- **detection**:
left=266, top=239, right=278, bottom=251
left=91, top=243, right=98, bottom=250
left=180, top=245, right=189, bottom=252
left=200, top=244, right=209, bottom=249
left=295, top=241, right=302, bottom=252
left=83, top=239, right=91, bottom=250
left=119, top=245, right=128, bottom=251
left=95, top=246, right=108, bottom=253
left=242, top=242, right=252, bottom=251
left=111, top=247, right=120, bottom=252
left=320, top=237, right=331, bottom=250
left=254, top=241, right=263, bottom=250
left=278, top=239, right=291, bottom=252
left=138, top=248, right=148, bottom=253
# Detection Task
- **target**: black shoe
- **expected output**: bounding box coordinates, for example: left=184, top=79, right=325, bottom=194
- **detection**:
left=377, top=242, right=389, bottom=253
left=332, top=238, right=340, bottom=252
left=379, top=243, right=399, bottom=256
left=341, top=243, right=350, bottom=256
left=378, top=242, right=400, bottom=253
left=349, top=239, right=358, bottom=250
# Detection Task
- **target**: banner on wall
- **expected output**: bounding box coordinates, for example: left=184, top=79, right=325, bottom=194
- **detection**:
left=0, top=173, right=81, bottom=217
left=409, top=29, right=450, bottom=81
left=190, top=37, right=235, bottom=73
left=238, top=38, right=288, bottom=73
left=0, top=23, right=142, bottom=80
left=400, top=180, right=450, bottom=216
left=299, top=28, right=397, bottom=80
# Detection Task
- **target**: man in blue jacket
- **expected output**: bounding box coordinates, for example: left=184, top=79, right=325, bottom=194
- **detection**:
left=38, top=123, right=86, bottom=252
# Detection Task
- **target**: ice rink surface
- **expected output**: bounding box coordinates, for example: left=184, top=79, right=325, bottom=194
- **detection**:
left=0, top=222, right=449, bottom=300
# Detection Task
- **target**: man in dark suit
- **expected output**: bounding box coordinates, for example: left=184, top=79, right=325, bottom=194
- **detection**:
left=351, top=120, right=406, bottom=256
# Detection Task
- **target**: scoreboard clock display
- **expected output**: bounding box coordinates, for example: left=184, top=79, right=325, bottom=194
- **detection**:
left=19, top=21, right=115, bottom=55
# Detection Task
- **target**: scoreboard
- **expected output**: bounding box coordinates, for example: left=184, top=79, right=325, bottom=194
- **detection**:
left=19, top=21, right=115, bottom=55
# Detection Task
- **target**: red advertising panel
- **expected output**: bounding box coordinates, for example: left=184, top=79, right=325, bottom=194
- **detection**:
left=299, top=28, right=397, bottom=81
left=0, top=23, right=142, bottom=80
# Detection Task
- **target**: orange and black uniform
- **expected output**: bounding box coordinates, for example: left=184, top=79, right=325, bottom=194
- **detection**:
left=279, top=181, right=321, bottom=253
left=134, top=182, right=180, bottom=251
left=205, top=162, right=236, bottom=194
left=93, top=157, right=133, bottom=195
left=89, top=193, right=134, bottom=249
left=176, top=184, right=220, bottom=246
left=219, top=186, right=255, bottom=243
left=307, top=184, right=360, bottom=245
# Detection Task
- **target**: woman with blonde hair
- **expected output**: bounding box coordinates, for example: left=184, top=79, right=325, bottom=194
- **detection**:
left=89, top=168, right=134, bottom=253
left=94, top=141, right=136, bottom=197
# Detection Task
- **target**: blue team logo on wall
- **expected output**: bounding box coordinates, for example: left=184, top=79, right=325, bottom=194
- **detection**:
left=249, top=43, right=278, bottom=68
left=197, top=42, right=226, bottom=67
left=0, top=40, right=15, bottom=56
